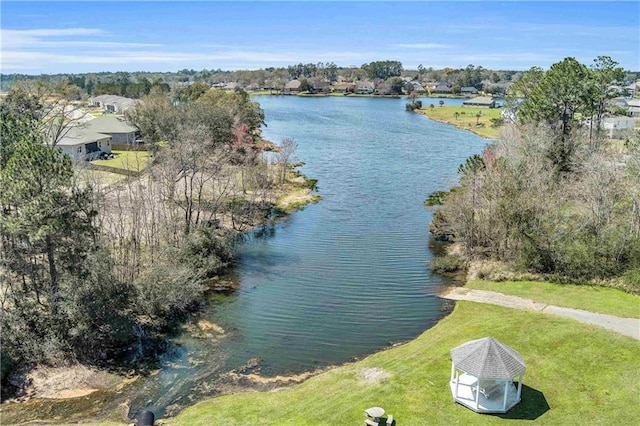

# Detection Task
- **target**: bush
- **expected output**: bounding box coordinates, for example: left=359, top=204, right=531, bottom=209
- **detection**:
left=430, top=254, right=465, bottom=273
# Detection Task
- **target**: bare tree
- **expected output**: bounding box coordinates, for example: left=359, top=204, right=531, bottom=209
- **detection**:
left=275, top=137, right=298, bottom=184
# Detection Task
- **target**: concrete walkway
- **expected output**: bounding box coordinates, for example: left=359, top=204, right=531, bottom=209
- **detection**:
left=441, top=287, right=640, bottom=340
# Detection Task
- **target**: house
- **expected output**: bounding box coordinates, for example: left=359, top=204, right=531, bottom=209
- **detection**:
left=82, top=116, right=140, bottom=145
left=602, top=116, right=636, bottom=138
left=624, top=99, right=640, bottom=116
left=625, top=81, right=640, bottom=97
left=284, top=80, right=302, bottom=93
left=57, top=128, right=112, bottom=161
left=461, top=86, right=479, bottom=95
left=223, top=82, right=239, bottom=91
left=463, top=96, right=497, bottom=108
left=355, top=81, right=375, bottom=94
left=410, top=81, right=427, bottom=93
left=432, top=84, right=453, bottom=94
left=332, top=82, right=356, bottom=93
left=88, top=95, right=138, bottom=114
left=312, top=80, right=331, bottom=94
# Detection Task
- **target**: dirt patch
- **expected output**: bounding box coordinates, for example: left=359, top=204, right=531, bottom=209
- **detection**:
left=360, top=367, right=391, bottom=384
left=8, top=365, right=121, bottom=400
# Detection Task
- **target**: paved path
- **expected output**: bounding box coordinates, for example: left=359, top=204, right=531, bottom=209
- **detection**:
left=441, top=287, right=640, bottom=340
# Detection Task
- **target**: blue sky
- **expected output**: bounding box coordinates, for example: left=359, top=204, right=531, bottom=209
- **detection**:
left=2, top=1, right=639, bottom=74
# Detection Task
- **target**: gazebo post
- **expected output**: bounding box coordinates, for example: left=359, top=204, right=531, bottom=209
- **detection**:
left=502, top=380, right=509, bottom=411
left=517, top=373, right=523, bottom=400
left=474, top=377, right=480, bottom=408
left=451, top=363, right=455, bottom=382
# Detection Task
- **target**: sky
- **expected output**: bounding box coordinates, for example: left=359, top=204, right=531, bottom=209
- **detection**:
left=1, top=1, right=639, bottom=75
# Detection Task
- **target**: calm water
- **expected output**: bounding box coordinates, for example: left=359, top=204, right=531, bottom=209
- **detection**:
left=4, top=96, right=490, bottom=422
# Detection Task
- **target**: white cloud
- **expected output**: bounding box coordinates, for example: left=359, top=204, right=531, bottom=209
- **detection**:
left=1, top=28, right=161, bottom=49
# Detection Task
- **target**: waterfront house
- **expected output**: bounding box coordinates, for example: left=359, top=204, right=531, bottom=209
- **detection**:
left=433, top=84, right=453, bottom=94
left=284, top=80, right=302, bottom=93
left=463, top=96, right=497, bottom=108
left=333, top=82, right=356, bottom=93
left=356, top=81, right=376, bottom=94
left=461, top=86, right=479, bottom=95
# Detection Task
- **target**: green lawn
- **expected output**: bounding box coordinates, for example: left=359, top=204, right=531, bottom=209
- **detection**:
left=466, top=280, right=640, bottom=318
left=418, top=105, right=503, bottom=139
left=92, top=150, right=150, bottom=172
left=170, top=300, right=639, bottom=425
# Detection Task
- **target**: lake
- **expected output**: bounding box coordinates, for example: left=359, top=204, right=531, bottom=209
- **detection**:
left=4, top=96, right=489, bottom=422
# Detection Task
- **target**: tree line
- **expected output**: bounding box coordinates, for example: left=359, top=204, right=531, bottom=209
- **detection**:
left=0, top=83, right=301, bottom=390
left=428, top=56, right=639, bottom=292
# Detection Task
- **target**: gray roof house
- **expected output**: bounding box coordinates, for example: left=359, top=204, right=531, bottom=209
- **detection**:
left=461, top=86, right=479, bottom=94
left=82, top=116, right=140, bottom=145
left=356, top=80, right=375, bottom=94
left=57, top=128, right=112, bottom=161
left=450, top=337, right=526, bottom=414
left=463, top=96, right=497, bottom=108
left=88, top=95, right=139, bottom=113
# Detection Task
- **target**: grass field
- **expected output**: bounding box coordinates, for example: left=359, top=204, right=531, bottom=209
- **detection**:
left=36, top=282, right=640, bottom=426
left=167, top=282, right=639, bottom=426
left=466, top=280, right=640, bottom=318
left=418, top=105, right=503, bottom=139
left=92, top=150, right=150, bottom=172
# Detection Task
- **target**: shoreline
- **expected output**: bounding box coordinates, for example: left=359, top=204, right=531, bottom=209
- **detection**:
left=414, top=107, right=501, bottom=139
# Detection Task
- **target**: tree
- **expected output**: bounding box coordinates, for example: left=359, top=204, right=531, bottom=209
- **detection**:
left=361, top=61, right=403, bottom=80
left=584, top=56, right=624, bottom=148
left=0, top=109, right=134, bottom=368
left=439, top=100, right=445, bottom=107
left=518, top=58, right=590, bottom=172
left=276, top=137, right=298, bottom=184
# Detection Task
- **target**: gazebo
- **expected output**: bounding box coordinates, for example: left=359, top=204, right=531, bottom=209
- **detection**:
left=449, top=337, right=526, bottom=413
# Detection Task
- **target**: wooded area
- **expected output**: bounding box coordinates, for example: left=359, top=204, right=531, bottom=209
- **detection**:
left=0, top=83, right=304, bottom=388
left=429, top=57, right=640, bottom=292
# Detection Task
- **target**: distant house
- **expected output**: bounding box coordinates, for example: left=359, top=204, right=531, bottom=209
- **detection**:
left=82, top=116, right=140, bottom=145
left=312, top=80, right=331, bottom=94
left=223, top=82, right=239, bottom=91
left=284, top=80, right=302, bottom=93
left=625, top=81, right=640, bottom=97
left=461, top=86, right=479, bottom=95
left=355, top=81, right=375, bottom=94
left=410, top=81, right=427, bottom=93
left=602, top=116, right=636, bottom=138
left=88, top=95, right=138, bottom=114
left=57, top=129, right=112, bottom=161
left=332, top=82, right=356, bottom=93
left=432, top=84, right=453, bottom=94
left=463, top=96, right=497, bottom=108
left=625, top=99, right=640, bottom=117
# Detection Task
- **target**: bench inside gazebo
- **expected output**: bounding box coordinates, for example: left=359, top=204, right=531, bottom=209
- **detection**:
left=449, top=336, right=526, bottom=413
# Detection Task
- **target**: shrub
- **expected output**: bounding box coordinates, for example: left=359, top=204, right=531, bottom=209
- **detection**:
left=430, top=254, right=465, bottom=273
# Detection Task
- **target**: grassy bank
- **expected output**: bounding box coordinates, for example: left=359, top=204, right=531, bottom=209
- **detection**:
left=417, top=105, right=503, bottom=139
left=169, top=282, right=639, bottom=425
left=466, top=280, right=640, bottom=318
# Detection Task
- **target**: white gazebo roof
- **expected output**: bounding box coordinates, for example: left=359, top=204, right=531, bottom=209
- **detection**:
left=451, top=337, right=525, bottom=379
left=450, top=337, right=526, bottom=413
